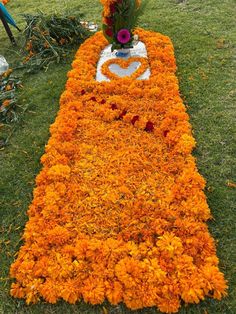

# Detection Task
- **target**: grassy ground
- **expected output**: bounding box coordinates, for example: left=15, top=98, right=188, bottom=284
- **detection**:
left=0, top=0, right=235, bottom=313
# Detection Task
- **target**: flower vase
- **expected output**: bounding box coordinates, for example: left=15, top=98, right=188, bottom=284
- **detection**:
left=115, top=48, right=130, bottom=58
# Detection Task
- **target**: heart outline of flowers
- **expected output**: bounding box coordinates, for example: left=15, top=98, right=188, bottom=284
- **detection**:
left=101, top=57, right=149, bottom=80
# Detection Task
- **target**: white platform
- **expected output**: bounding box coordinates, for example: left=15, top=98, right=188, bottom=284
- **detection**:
left=96, top=41, right=151, bottom=82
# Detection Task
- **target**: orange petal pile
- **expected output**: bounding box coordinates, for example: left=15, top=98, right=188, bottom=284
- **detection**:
left=10, top=29, right=227, bottom=313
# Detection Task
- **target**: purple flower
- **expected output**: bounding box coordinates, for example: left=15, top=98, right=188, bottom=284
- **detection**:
left=117, top=29, right=131, bottom=44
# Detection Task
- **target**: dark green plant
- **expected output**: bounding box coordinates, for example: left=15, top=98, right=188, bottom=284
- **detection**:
left=0, top=70, right=22, bottom=123
left=20, top=11, right=90, bottom=73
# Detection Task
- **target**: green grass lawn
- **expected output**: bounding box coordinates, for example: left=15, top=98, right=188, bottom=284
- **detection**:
left=0, top=0, right=235, bottom=313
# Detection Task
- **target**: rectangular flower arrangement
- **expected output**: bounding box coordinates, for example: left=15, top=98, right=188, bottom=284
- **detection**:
left=10, top=28, right=227, bottom=313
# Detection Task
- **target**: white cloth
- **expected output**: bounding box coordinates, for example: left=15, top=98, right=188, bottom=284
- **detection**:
left=96, top=41, right=151, bottom=82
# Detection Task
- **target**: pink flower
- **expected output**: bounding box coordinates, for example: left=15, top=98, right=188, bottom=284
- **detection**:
left=105, top=17, right=113, bottom=26
left=105, top=28, right=113, bottom=37
left=117, top=29, right=131, bottom=44
left=131, top=115, right=139, bottom=125
left=110, top=4, right=116, bottom=14
left=119, top=110, right=127, bottom=119
left=145, top=121, right=154, bottom=132
left=111, top=103, right=118, bottom=110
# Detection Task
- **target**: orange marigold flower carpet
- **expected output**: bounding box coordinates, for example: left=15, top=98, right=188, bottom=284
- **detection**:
left=10, top=29, right=227, bottom=313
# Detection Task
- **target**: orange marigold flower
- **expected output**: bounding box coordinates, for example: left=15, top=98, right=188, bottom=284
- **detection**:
left=157, top=233, right=183, bottom=257
left=2, top=99, right=11, bottom=107
left=157, top=297, right=180, bottom=313
left=82, top=277, right=105, bottom=304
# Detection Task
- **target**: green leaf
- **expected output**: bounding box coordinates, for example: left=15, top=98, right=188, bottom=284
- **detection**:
left=102, top=24, right=113, bottom=43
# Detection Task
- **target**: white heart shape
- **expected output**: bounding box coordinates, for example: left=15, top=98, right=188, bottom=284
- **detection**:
left=109, top=62, right=141, bottom=78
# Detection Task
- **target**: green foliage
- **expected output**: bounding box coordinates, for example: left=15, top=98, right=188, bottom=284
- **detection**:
left=0, top=71, right=22, bottom=124
left=0, top=70, right=28, bottom=149
left=0, top=10, right=90, bottom=148
left=20, top=11, right=90, bottom=73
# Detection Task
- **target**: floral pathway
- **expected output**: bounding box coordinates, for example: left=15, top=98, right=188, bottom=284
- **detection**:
left=10, top=29, right=227, bottom=313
